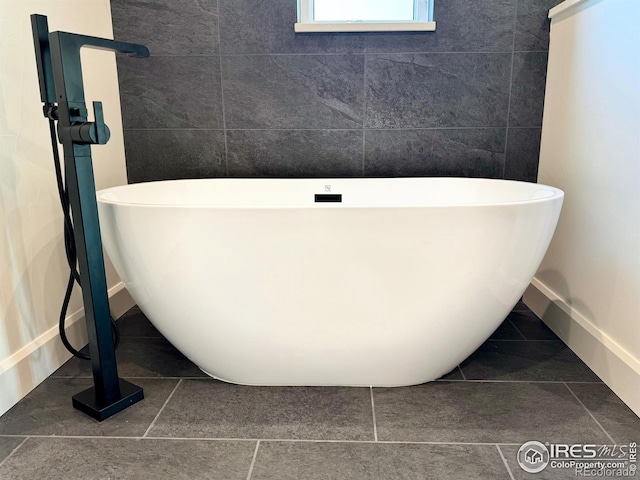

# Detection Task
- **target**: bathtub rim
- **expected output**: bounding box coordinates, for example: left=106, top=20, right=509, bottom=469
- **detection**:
left=96, top=177, right=564, bottom=210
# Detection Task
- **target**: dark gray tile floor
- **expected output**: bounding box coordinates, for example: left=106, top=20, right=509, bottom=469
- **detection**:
left=0, top=303, right=638, bottom=479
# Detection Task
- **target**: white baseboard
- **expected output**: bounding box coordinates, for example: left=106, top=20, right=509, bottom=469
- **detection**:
left=0, top=283, right=135, bottom=417
left=524, top=278, right=640, bottom=418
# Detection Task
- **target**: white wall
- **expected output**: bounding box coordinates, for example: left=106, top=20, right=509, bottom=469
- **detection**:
left=0, top=0, right=134, bottom=416
left=525, top=0, right=640, bottom=416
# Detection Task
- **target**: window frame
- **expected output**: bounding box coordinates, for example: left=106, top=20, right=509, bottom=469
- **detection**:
left=295, top=0, right=436, bottom=33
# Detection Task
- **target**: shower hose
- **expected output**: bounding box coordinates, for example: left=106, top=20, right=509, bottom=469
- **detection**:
left=46, top=110, right=120, bottom=360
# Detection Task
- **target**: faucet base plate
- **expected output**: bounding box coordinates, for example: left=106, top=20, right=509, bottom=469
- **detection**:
left=72, top=379, right=144, bottom=422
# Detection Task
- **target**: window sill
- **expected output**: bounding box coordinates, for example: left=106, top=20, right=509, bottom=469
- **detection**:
left=294, top=21, right=436, bottom=33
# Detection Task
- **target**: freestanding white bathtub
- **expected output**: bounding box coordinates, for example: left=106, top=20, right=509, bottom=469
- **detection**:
left=97, top=178, right=563, bottom=387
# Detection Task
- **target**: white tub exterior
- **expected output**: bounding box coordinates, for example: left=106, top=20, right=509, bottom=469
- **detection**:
left=97, top=178, right=563, bottom=387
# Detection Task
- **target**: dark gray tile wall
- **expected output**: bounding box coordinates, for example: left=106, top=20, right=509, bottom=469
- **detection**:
left=111, top=0, right=561, bottom=184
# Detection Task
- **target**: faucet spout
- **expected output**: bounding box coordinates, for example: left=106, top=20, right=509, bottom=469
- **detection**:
left=55, top=31, right=150, bottom=58
left=48, top=31, right=149, bottom=106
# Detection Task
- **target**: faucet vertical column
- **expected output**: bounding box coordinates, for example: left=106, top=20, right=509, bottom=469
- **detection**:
left=32, top=16, right=148, bottom=421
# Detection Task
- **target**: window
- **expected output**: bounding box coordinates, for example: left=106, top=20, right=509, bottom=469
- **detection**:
left=295, top=0, right=435, bottom=33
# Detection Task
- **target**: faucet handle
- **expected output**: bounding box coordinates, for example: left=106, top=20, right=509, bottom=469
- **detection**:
left=67, top=101, right=111, bottom=145
left=92, top=101, right=110, bottom=144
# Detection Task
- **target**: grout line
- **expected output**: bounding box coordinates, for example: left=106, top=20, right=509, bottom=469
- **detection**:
left=143, top=379, right=182, bottom=438
left=123, top=126, right=518, bottom=132
left=502, top=0, right=520, bottom=179
left=369, top=387, right=378, bottom=441
left=564, top=383, right=616, bottom=444
left=362, top=54, right=367, bottom=175
left=217, top=0, right=230, bottom=177
left=115, top=336, right=165, bottom=339
left=0, top=435, right=144, bottom=440
left=435, top=379, right=604, bottom=384
left=511, top=305, right=532, bottom=312
left=457, top=365, right=467, bottom=380
left=124, top=128, right=226, bottom=131
left=47, top=376, right=602, bottom=384
left=508, top=318, right=528, bottom=340
left=0, top=437, right=29, bottom=469
left=0, top=434, right=522, bottom=446
left=225, top=51, right=516, bottom=57
left=246, top=441, right=260, bottom=480
left=47, top=376, right=603, bottom=384
left=137, top=50, right=549, bottom=58
left=488, top=339, right=559, bottom=342
left=50, top=376, right=211, bottom=380
left=496, top=445, right=516, bottom=480
left=141, top=438, right=525, bottom=446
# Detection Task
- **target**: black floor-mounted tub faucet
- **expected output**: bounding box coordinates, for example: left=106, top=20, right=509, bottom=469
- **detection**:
left=31, top=14, right=149, bottom=421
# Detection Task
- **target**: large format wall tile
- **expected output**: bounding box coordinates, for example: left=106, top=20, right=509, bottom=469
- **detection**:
left=366, top=53, right=511, bottom=128
left=219, top=0, right=364, bottom=54
left=365, top=0, right=517, bottom=53
left=110, top=0, right=552, bottom=183
left=504, top=128, right=542, bottom=182
left=364, top=128, right=505, bottom=177
left=222, top=55, right=364, bottom=129
left=515, top=0, right=563, bottom=51
left=124, top=129, right=226, bottom=183
left=117, top=56, right=223, bottom=129
left=509, top=51, right=548, bottom=127
left=111, top=0, right=220, bottom=55
left=227, top=130, right=362, bottom=177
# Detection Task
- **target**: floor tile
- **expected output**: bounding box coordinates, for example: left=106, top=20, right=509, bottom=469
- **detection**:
left=0, top=437, right=25, bottom=464
left=512, top=301, right=533, bottom=313
left=490, top=319, right=526, bottom=340
left=460, top=341, right=601, bottom=381
left=52, top=336, right=206, bottom=378
left=440, top=366, right=464, bottom=380
left=568, top=383, right=640, bottom=444
left=149, top=380, right=374, bottom=440
left=251, top=441, right=511, bottom=480
left=0, top=437, right=255, bottom=480
left=117, top=307, right=162, bottom=337
left=0, top=378, right=178, bottom=437
left=373, top=382, right=609, bottom=443
left=507, top=311, right=559, bottom=340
